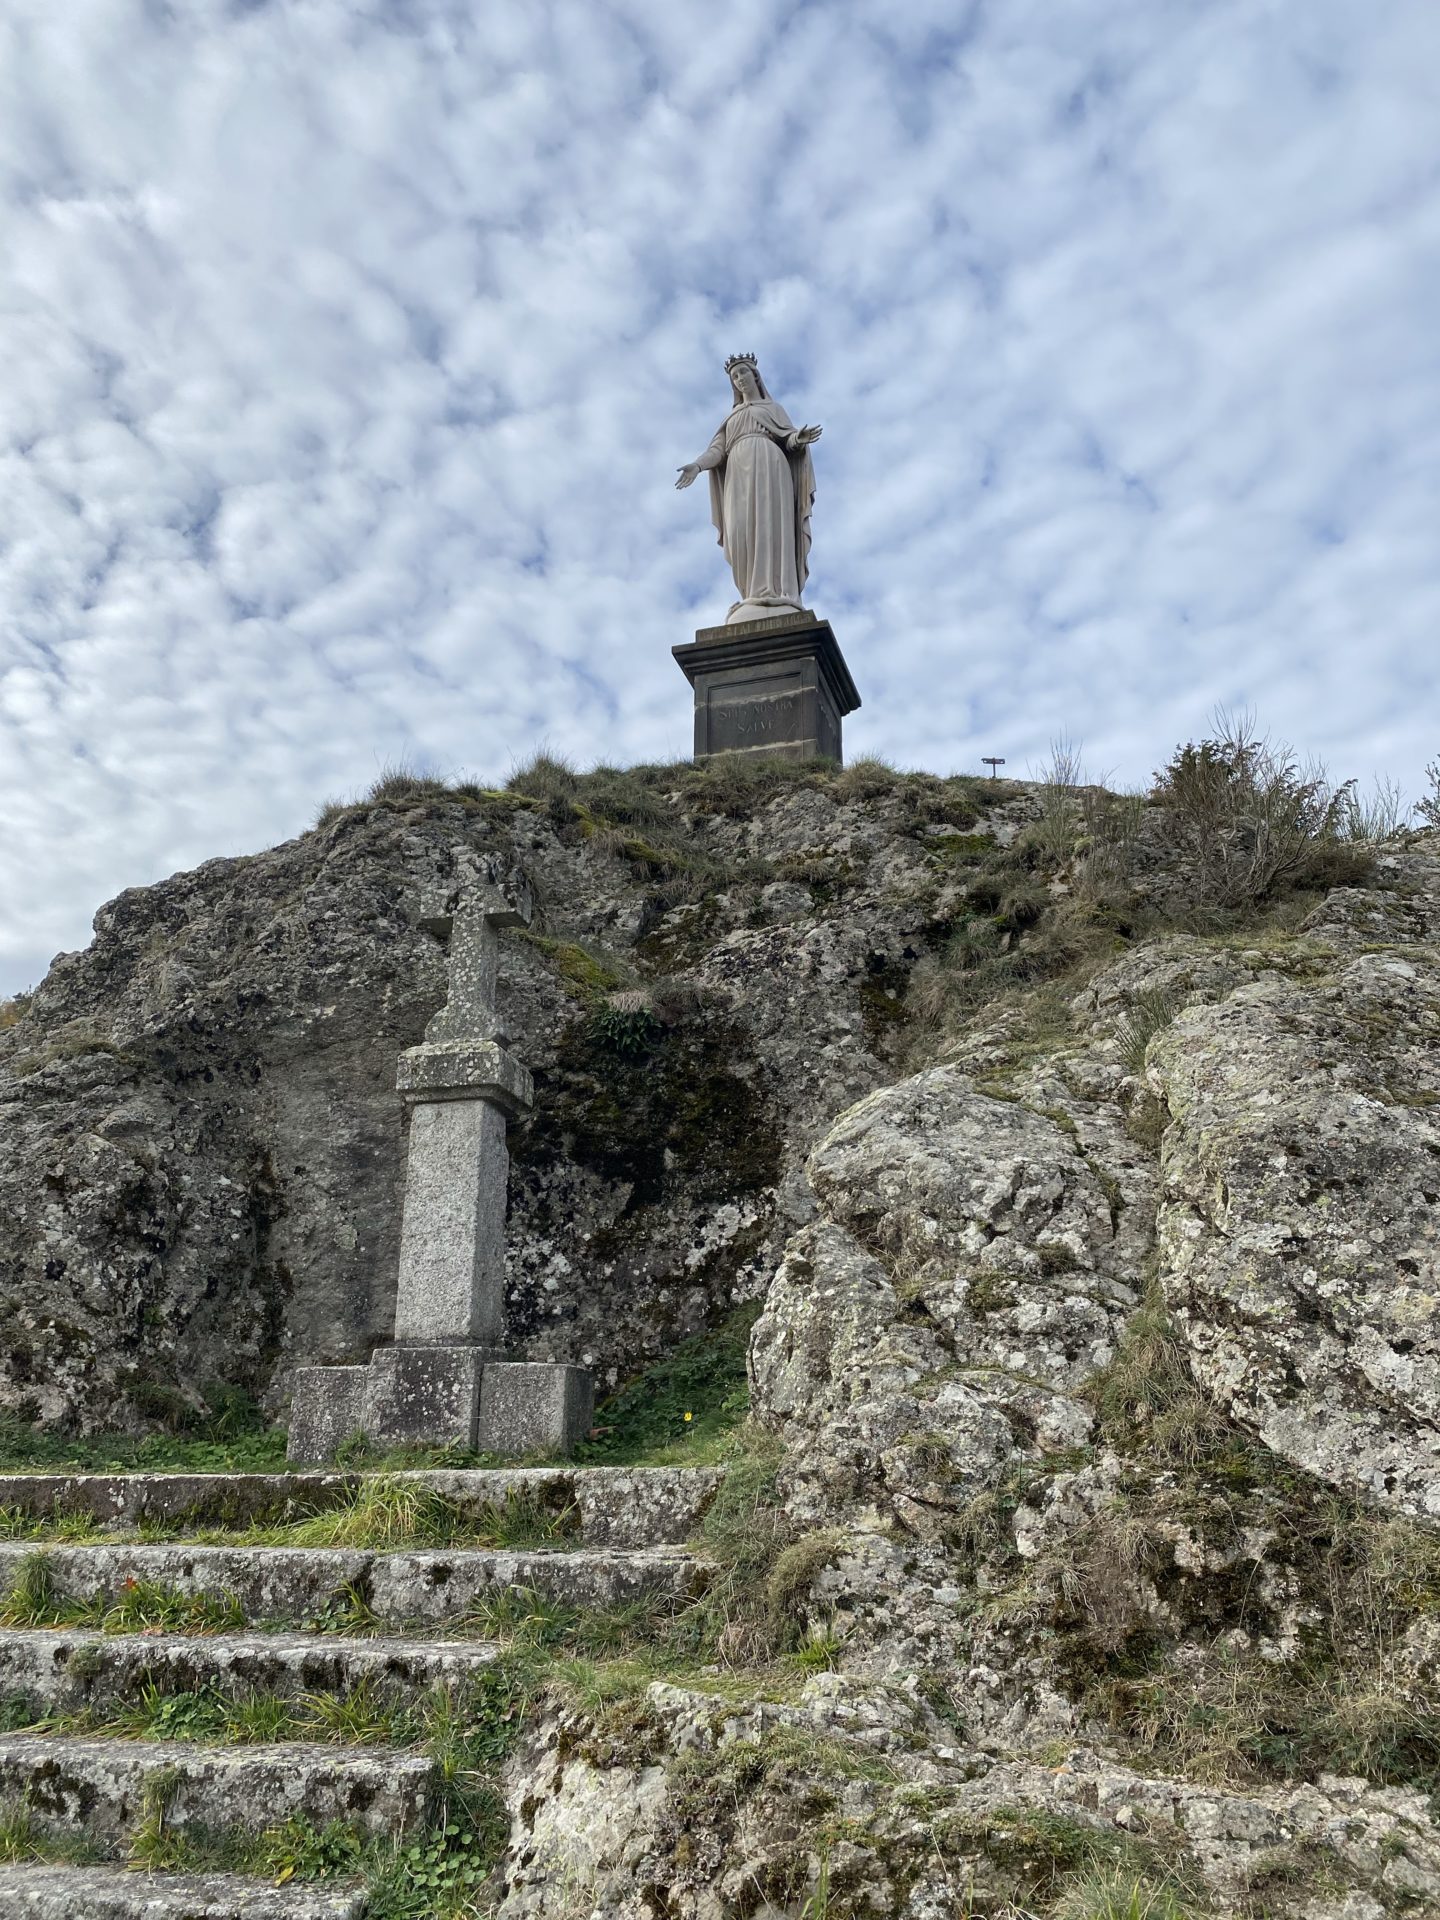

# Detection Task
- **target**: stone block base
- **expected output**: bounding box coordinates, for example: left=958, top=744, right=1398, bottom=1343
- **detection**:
left=363, top=1345, right=485, bottom=1450
left=478, top=1363, right=594, bottom=1459
left=287, top=1367, right=368, bottom=1466
left=672, top=612, right=860, bottom=765
left=287, top=1352, right=592, bottom=1465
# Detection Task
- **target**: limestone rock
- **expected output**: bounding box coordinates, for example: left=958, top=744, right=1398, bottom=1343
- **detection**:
left=751, top=1064, right=1142, bottom=1525
left=498, top=1675, right=1440, bottom=1918
left=1150, top=943, right=1440, bottom=1517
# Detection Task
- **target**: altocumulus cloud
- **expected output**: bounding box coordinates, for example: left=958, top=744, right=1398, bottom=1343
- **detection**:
left=1, top=0, right=1438, bottom=992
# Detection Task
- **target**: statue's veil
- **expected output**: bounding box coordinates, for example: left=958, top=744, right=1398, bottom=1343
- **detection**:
left=728, top=362, right=771, bottom=407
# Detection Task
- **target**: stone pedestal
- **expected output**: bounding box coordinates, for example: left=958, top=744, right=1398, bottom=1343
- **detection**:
left=363, top=1345, right=486, bottom=1450
left=672, top=611, right=860, bottom=765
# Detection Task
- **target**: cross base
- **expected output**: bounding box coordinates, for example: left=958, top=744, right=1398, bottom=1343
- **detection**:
left=288, top=1349, right=594, bottom=1464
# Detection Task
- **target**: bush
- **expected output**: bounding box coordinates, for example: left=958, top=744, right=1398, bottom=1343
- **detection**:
left=0, top=994, right=31, bottom=1032
left=1033, top=737, right=1087, bottom=864
left=1152, top=712, right=1352, bottom=907
left=1417, top=759, right=1440, bottom=829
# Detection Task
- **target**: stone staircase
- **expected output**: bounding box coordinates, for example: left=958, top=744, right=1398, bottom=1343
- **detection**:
left=0, top=1465, right=720, bottom=1918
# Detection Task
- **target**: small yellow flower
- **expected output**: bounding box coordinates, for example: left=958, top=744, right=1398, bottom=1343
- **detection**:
left=683, top=1411, right=693, bottom=1423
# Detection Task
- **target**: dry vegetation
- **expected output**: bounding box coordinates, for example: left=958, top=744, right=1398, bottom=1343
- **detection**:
left=900, top=712, right=1398, bottom=1068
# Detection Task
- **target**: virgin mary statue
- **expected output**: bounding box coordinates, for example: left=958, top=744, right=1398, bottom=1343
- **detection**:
left=676, top=355, right=822, bottom=624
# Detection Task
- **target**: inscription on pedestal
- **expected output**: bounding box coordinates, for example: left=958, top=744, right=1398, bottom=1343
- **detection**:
left=709, top=679, right=803, bottom=751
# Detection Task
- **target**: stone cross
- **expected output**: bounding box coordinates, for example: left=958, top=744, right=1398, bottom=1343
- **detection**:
left=391, top=866, right=534, bottom=1349
left=286, top=855, right=593, bottom=1464
left=419, top=872, right=532, bottom=1048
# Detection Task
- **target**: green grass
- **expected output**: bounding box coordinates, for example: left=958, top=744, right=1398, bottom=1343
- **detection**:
left=0, top=1556, right=247, bottom=1634
left=122, top=1808, right=506, bottom=1919
left=576, top=1304, right=758, bottom=1465
left=0, top=1803, right=106, bottom=1866
left=220, top=1478, right=576, bottom=1552
left=0, top=1409, right=288, bottom=1475
left=0, top=1551, right=61, bottom=1626
left=0, top=1503, right=106, bottom=1542
left=2, top=1659, right=541, bottom=1758
left=1050, top=1871, right=1202, bottom=1920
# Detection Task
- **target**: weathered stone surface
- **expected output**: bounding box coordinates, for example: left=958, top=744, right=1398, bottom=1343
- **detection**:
left=0, top=1470, right=360, bottom=1528
left=0, top=1733, right=431, bottom=1843
left=498, top=1675, right=1440, bottom=1918
left=361, top=1343, right=484, bottom=1449
left=750, top=1220, right=1013, bottom=1529
left=1149, top=937, right=1440, bottom=1517
left=751, top=1064, right=1140, bottom=1525
left=394, top=1038, right=533, bottom=1108
left=0, top=1542, right=700, bottom=1624
left=477, top=1362, right=593, bottom=1458
left=419, top=866, right=533, bottom=1047
left=0, top=1863, right=366, bottom=1919
left=285, top=1365, right=366, bottom=1466
left=392, top=1095, right=511, bottom=1348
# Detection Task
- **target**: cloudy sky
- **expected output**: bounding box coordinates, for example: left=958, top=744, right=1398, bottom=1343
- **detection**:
left=1, top=0, right=1437, bottom=994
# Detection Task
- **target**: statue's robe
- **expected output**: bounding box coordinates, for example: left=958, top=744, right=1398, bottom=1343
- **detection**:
left=701, top=399, right=815, bottom=618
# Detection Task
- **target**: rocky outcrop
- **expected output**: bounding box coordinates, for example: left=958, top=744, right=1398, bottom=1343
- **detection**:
left=499, top=1674, right=1440, bottom=1919
left=750, top=1068, right=1139, bottom=1530
left=749, top=836, right=1440, bottom=1541
left=1147, top=898, right=1440, bottom=1520
left=0, top=772, right=1002, bottom=1427
left=7, top=768, right=1440, bottom=1914
left=486, top=830, right=1440, bottom=1920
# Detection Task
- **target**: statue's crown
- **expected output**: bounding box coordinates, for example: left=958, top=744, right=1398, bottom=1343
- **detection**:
left=724, top=352, right=758, bottom=375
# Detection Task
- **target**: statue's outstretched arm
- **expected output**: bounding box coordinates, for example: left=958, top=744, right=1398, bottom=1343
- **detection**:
left=676, top=424, right=726, bottom=490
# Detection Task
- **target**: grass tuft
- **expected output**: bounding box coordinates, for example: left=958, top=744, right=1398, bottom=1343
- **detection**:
left=1050, top=1871, right=1201, bottom=1920
left=262, top=1477, right=572, bottom=1553
left=1115, top=987, right=1183, bottom=1076
left=366, top=758, right=454, bottom=806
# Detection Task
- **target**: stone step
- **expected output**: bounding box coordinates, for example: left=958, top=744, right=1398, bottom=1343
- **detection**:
left=0, top=1541, right=700, bottom=1628
left=0, top=1732, right=431, bottom=1846
left=0, top=1861, right=365, bottom=1918
left=0, top=1626, right=500, bottom=1719
left=0, top=1464, right=723, bottom=1547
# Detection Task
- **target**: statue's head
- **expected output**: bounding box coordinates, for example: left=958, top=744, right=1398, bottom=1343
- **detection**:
left=725, top=353, right=765, bottom=404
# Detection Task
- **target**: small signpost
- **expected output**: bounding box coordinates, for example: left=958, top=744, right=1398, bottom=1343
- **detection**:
left=982, top=756, right=1006, bottom=781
